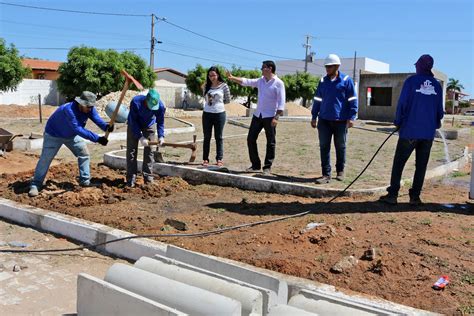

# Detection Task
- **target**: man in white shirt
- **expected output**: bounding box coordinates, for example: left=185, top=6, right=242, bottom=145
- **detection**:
left=227, top=61, right=286, bottom=174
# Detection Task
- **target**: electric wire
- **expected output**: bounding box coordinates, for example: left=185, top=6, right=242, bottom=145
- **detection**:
left=0, top=129, right=397, bottom=254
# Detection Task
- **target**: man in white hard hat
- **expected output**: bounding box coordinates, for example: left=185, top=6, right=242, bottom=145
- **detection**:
left=311, top=54, right=358, bottom=184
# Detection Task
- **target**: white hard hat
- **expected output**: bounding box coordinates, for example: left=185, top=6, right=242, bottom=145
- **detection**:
left=324, top=54, right=341, bottom=66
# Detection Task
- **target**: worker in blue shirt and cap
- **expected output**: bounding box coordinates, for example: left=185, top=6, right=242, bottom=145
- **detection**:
left=311, top=54, right=358, bottom=184
left=126, top=89, right=166, bottom=187
left=29, top=91, right=112, bottom=197
left=379, top=54, right=444, bottom=206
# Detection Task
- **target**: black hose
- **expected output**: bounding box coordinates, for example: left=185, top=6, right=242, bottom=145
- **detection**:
left=0, top=129, right=397, bottom=254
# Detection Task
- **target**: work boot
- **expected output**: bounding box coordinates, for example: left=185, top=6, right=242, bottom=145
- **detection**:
left=315, top=175, right=331, bottom=184
left=262, top=167, right=271, bottom=175
left=335, top=171, right=345, bottom=181
left=28, top=185, right=39, bottom=197
left=379, top=194, right=398, bottom=205
left=409, top=195, right=423, bottom=206
left=144, top=176, right=154, bottom=184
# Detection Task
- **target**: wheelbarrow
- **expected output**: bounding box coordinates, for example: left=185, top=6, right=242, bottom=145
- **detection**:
left=0, top=128, right=23, bottom=154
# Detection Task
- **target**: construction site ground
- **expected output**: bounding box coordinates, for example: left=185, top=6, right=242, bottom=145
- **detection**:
left=0, top=105, right=473, bottom=314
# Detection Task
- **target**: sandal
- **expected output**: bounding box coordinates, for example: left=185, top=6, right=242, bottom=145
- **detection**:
left=202, top=160, right=209, bottom=166
left=216, top=160, right=224, bottom=167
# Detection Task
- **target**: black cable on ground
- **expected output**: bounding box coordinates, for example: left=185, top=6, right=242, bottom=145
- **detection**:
left=0, top=129, right=397, bottom=254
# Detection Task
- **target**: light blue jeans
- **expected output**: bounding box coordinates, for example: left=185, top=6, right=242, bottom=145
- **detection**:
left=31, top=132, right=90, bottom=189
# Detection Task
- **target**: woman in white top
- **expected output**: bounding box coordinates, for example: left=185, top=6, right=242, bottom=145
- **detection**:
left=202, top=66, right=231, bottom=167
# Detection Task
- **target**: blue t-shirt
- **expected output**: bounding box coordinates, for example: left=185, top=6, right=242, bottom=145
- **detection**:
left=395, top=74, right=444, bottom=140
left=127, top=95, right=166, bottom=139
left=45, top=101, right=107, bottom=142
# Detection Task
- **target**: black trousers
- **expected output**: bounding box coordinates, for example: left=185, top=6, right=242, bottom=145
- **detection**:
left=247, top=115, right=276, bottom=170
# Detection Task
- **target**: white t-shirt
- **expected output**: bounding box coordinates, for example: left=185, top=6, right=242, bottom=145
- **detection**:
left=204, top=83, right=231, bottom=113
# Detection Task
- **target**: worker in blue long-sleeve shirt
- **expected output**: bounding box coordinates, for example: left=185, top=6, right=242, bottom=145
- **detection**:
left=379, top=54, right=444, bottom=206
left=311, top=54, right=358, bottom=184
left=29, top=91, right=112, bottom=197
left=126, top=89, right=165, bottom=187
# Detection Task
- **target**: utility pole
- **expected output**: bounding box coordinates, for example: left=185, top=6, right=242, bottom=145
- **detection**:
left=303, top=35, right=312, bottom=73
left=352, top=51, right=357, bottom=84
left=150, top=13, right=155, bottom=69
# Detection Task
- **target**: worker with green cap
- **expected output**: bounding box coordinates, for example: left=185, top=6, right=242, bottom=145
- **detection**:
left=126, top=89, right=166, bottom=187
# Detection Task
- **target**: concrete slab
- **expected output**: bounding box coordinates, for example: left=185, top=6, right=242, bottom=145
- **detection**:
left=166, top=244, right=289, bottom=305
left=152, top=254, right=277, bottom=314
left=268, top=304, right=318, bottom=316
left=77, top=273, right=186, bottom=316
left=105, top=263, right=242, bottom=316
left=135, top=256, right=263, bottom=316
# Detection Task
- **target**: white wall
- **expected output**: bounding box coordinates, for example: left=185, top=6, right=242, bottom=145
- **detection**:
left=156, top=72, right=186, bottom=84
left=0, top=79, right=65, bottom=106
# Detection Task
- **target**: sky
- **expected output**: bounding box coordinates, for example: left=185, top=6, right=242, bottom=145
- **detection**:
left=1, top=0, right=473, bottom=95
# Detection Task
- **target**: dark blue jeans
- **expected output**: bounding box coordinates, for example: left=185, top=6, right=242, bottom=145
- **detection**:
left=387, top=138, right=433, bottom=197
left=202, top=111, right=226, bottom=161
left=317, top=119, right=348, bottom=176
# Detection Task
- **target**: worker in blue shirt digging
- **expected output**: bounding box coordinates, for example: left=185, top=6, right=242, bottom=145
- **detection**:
left=29, top=91, right=112, bottom=197
left=126, top=89, right=166, bottom=187
left=311, top=54, right=358, bottom=184
left=379, top=54, right=444, bottom=205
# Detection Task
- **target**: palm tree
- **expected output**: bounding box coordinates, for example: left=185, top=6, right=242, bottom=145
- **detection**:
left=446, top=78, right=464, bottom=92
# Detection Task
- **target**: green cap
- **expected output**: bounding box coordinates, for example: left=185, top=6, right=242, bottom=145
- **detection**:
left=146, top=89, right=160, bottom=110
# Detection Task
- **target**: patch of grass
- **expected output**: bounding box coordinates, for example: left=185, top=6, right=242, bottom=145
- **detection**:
left=213, top=208, right=226, bottom=214
left=458, top=305, right=474, bottom=315
left=460, top=226, right=474, bottom=233
left=451, top=170, right=469, bottom=177
left=387, top=217, right=397, bottom=224
left=315, top=254, right=326, bottom=263
left=419, top=218, right=432, bottom=226
left=460, top=274, right=474, bottom=285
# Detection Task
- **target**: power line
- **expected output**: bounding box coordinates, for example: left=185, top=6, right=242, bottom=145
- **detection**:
left=156, top=48, right=255, bottom=68
left=17, top=47, right=148, bottom=51
left=0, top=1, right=149, bottom=17
left=158, top=17, right=300, bottom=61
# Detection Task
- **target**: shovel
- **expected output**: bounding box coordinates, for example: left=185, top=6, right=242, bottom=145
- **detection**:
left=151, top=135, right=197, bottom=163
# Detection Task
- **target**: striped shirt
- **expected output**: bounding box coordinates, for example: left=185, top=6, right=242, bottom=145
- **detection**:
left=204, top=83, right=231, bottom=113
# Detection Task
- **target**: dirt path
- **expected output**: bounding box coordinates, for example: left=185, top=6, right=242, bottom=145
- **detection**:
left=0, top=161, right=472, bottom=314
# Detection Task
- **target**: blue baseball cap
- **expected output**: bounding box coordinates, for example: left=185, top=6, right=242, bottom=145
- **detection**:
left=146, top=89, right=160, bottom=110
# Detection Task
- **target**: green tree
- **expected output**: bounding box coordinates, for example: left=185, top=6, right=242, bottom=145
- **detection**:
left=281, top=72, right=319, bottom=106
left=0, top=38, right=30, bottom=91
left=185, top=64, right=209, bottom=96
left=446, top=78, right=464, bottom=92
left=227, top=66, right=260, bottom=107
left=57, top=46, right=156, bottom=98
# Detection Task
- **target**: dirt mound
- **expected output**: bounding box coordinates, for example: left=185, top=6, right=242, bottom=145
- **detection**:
left=286, top=102, right=311, bottom=116
left=0, top=104, right=57, bottom=119
left=225, top=102, right=247, bottom=117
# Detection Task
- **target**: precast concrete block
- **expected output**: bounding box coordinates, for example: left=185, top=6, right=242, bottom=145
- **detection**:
left=288, top=290, right=397, bottom=315
left=105, top=263, right=242, bottom=316
left=166, top=245, right=288, bottom=304
left=267, top=304, right=318, bottom=316
left=153, top=254, right=277, bottom=315
left=135, top=256, right=263, bottom=316
left=77, top=273, right=186, bottom=316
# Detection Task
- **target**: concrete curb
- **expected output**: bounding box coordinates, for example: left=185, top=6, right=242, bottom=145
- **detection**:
left=12, top=117, right=195, bottom=151
left=0, top=197, right=436, bottom=315
left=104, top=149, right=388, bottom=198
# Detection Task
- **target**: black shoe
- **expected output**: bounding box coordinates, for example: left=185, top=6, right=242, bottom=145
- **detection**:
left=409, top=196, right=423, bottom=206
left=379, top=194, right=398, bottom=205
left=245, top=166, right=260, bottom=172
left=315, top=175, right=331, bottom=184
